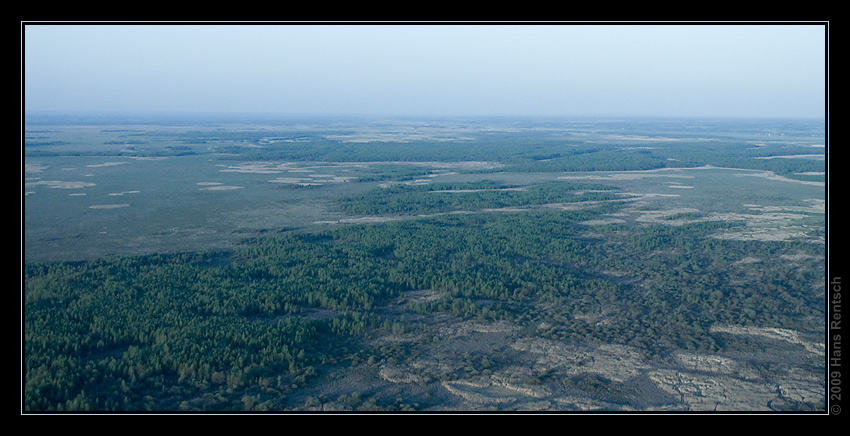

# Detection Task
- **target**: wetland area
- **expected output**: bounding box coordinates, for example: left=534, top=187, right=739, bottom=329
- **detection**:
left=23, top=114, right=827, bottom=413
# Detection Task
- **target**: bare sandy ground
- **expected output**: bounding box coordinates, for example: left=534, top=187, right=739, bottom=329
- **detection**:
left=559, top=172, right=695, bottom=181
left=364, top=319, right=824, bottom=411
left=427, top=187, right=526, bottom=193
left=89, top=204, right=130, bottom=209
left=24, top=163, right=49, bottom=173
left=85, top=161, right=128, bottom=168
left=709, top=325, right=824, bottom=356
left=560, top=165, right=824, bottom=187
left=218, top=161, right=503, bottom=175
left=197, top=182, right=245, bottom=191
left=25, top=180, right=97, bottom=189
left=735, top=171, right=824, bottom=187
left=201, top=186, right=245, bottom=191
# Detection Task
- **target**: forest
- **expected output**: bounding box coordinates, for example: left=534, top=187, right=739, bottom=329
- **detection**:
left=23, top=115, right=826, bottom=412
left=24, top=187, right=824, bottom=411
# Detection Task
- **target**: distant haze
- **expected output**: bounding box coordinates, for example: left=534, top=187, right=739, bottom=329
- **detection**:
left=23, top=23, right=827, bottom=119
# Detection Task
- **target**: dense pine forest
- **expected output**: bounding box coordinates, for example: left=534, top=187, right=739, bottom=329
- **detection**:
left=24, top=187, right=824, bottom=411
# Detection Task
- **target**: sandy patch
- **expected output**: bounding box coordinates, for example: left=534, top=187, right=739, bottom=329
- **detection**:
left=428, top=187, right=526, bottom=194
left=777, top=369, right=827, bottom=404
left=712, top=227, right=812, bottom=242
left=323, top=129, right=478, bottom=143
left=634, top=208, right=701, bottom=224
left=580, top=217, right=627, bottom=226
left=439, top=320, right=519, bottom=337
left=649, top=368, right=777, bottom=411
left=265, top=174, right=354, bottom=185
left=554, top=396, right=623, bottom=411
left=560, top=172, right=695, bottom=181
left=25, top=180, right=97, bottom=189
left=604, top=134, right=683, bottom=142
left=86, top=161, right=128, bottom=168
left=706, top=203, right=821, bottom=242
left=399, top=289, right=442, bottom=304
left=780, top=252, right=823, bottom=262
left=616, top=192, right=680, bottom=198
left=313, top=216, right=402, bottom=225
left=379, top=365, right=425, bottom=385
left=743, top=201, right=824, bottom=214
left=673, top=352, right=760, bottom=380
left=89, top=204, right=130, bottom=209
left=735, top=171, right=824, bottom=187
left=511, top=338, right=649, bottom=384
left=200, top=185, right=244, bottom=191
left=733, top=256, right=762, bottom=266
left=221, top=160, right=502, bottom=176
left=427, top=171, right=458, bottom=177
left=220, top=162, right=296, bottom=174
left=367, top=161, right=503, bottom=170
left=24, top=164, right=49, bottom=173
left=709, top=325, right=824, bottom=356
left=441, top=376, right=550, bottom=406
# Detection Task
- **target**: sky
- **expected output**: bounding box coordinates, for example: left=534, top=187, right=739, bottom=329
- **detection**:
left=22, top=23, right=828, bottom=119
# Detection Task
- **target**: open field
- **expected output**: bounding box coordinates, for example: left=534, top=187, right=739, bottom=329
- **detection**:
left=24, top=159, right=824, bottom=261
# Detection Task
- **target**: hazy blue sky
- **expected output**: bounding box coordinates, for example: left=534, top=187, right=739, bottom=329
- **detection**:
left=23, top=23, right=827, bottom=118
